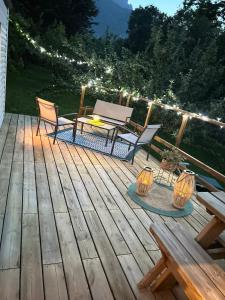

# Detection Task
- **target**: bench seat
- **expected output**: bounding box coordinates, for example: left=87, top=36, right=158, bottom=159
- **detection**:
left=138, top=222, right=225, bottom=300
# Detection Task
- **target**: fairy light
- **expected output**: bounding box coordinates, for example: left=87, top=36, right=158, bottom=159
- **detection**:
left=14, top=20, right=225, bottom=127
left=105, top=66, right=113, bottom=74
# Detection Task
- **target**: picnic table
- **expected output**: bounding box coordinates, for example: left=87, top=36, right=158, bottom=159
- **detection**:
left=196, top=191, right=225, bottom=252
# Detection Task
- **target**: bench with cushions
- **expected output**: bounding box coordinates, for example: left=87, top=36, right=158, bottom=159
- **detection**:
left=88, top=99, right=133, bottom=126
left=138, top=222, right=225, bottom=300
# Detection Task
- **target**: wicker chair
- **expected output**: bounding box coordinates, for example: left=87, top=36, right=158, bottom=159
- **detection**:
left=36, top=97, right=78, bottom=144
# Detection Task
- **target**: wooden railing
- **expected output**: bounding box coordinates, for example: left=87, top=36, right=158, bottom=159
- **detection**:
left=129, top=120, right=225, bottom=192
left=81, top=106, right=225, bottom=192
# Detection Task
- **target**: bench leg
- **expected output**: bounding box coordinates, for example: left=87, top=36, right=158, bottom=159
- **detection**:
left=195, top=216, right=225, bottom=249
left=138, top=257, right=166, bottom=289
left=151, top=267, right=177, bottom=292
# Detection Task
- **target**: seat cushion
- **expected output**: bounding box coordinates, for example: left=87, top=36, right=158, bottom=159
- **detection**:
left=117, top=133, right=139, bottom=144
left=58, top=117, right=74, bottom=126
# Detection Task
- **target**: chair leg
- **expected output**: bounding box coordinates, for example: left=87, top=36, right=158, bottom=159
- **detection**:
left=36, top=118, right=41, bottom=136
left=110, top=138, right=116, bottom=156
left=128, top=143, right=131, bottom=151
left=147, top=148, right=150, bottom=161
left=132, top=146, right=136, bottom=164
left=53, top=125, right=58, bottom=144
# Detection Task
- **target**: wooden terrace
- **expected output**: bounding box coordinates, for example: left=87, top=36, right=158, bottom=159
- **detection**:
left=0, top=113, right=224, bottom=300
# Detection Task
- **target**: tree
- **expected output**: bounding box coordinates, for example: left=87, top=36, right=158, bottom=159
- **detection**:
left=127, top=5, right=167, bottom=53
left=11, top=0, right=97, bottom=36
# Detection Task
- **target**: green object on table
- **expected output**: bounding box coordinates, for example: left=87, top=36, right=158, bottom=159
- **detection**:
left=127, top=183, right=193, bottom=218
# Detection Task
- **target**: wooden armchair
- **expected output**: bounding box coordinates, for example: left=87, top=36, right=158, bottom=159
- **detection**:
left=36, top=97, right=78, bottom=144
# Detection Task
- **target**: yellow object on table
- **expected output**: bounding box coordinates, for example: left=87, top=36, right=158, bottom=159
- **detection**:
left=88, top=119, right=105, bottom=126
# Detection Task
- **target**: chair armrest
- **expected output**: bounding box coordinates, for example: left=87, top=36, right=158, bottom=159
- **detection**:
left=118, top=125, right=139, bottom=137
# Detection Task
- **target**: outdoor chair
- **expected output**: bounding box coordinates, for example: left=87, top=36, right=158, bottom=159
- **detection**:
left=36, top=97, right=78, bottom=144
left=111, top=124, right=161, bottom=164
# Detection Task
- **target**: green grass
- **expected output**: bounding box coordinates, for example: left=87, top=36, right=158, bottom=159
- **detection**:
left=6, top=64, right=94, bottom=116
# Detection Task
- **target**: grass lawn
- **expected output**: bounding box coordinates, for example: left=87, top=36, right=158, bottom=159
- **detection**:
left=6, top=64, right=94, bottom=116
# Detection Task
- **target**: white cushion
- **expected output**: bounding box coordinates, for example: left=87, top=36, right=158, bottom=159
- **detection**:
left=58, top=117, right=74, bottom=125
left=117, top=133, right=139, bottom=144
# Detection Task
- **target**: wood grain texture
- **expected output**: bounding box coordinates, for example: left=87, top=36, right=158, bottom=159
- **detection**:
left=0, top=114, right=224, bottom=300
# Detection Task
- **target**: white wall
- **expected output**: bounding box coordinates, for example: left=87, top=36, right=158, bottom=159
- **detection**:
left=0, top=0, right=9, bottom=127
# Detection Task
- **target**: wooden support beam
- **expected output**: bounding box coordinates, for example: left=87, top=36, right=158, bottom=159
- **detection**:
left=144, top=102, right=153, bottom=128
left=195, top=216, right=225, bottom=249
left=126, top=94, right=132, bottom=107
left=138, top=256, right=166, bottom=289
left=79, top=85, right=86, bottom=116
left=176, top=114, right=189, bottom=147
left=118, top=92, right=123, bottom=105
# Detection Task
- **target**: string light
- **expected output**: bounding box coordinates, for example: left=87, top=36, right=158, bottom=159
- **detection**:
left=14, top=20, right=225, bottom=128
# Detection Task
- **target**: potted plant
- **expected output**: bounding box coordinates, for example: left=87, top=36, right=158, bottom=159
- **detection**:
left=160, top=147, right=184, bottom=172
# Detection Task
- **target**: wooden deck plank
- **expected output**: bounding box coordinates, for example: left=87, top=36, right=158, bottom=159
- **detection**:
left=42, top=123, right=99, bottom=260
left=0, top=115, right=23, bottom=269
left=0, top=163, right=23, bottom=269
left=111, top=209, right=154, bottom=274
left=55, top=212, right=92, bottom=300
left=83, top=258, right=114, bottom=300
left=63, top=144, right=130, bottom=256
left=88, top=150, right=158, bottom=251
left=43, top=263, right=69, bottom=300
left=0, top=268, right=20, bottom=300
left=21, top=214, right=44, bottom=300
left=118, top=254, right=156, bottom=300
left=0, top=113, right=11, bottom=160
left=84, top=210, right=136, bottom=300
left=23, top=116, right=37, bottom=213
left=36, top=119, right=67, bottom=213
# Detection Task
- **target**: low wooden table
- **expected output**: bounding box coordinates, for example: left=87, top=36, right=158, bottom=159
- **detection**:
left=196, top=191, right=225, bottom=253
left=76, top=117, right=117, bottom=146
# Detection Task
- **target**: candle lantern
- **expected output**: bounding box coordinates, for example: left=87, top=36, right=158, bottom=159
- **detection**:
left=173, top=170, right=195, bottom=209
left=136, top=167, right=154, bottom=196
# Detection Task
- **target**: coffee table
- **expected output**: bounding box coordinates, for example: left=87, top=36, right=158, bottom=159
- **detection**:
left=75, top=117, right=117, bottom=146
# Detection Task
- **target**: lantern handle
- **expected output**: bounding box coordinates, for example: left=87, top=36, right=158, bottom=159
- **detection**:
left=143, top=167, right=153, bottom=171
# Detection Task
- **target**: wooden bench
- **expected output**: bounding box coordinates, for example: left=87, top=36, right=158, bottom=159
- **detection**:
left=88, top=99, right=133, bottom=126
left=138, top=222, right=225, bottom=299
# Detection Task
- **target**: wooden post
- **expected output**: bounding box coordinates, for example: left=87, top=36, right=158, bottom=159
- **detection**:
left=144, top=102, right=154, bottom=128
left=126, top=94, right=132, bottom=107
left=175, top=114, right=189, bottom=147
left=118, top=91, right=123, bottom=105
left=79, top=85, right=86, bottom=116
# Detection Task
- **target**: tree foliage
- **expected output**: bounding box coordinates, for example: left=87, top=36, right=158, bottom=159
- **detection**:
left=11, top=0, right=97, bottom=36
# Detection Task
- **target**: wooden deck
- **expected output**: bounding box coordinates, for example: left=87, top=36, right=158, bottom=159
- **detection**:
left=0, top=113, right=224, bottom=300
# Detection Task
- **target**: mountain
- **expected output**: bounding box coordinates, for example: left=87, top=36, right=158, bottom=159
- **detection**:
left=93, top=0, right=132, bottom=37
left=113, top=0, right=132, bottom=10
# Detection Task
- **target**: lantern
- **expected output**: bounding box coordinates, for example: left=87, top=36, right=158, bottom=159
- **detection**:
left=136, top=167, right=154, bottom=196
left=173, top=170, right=195, bottom=209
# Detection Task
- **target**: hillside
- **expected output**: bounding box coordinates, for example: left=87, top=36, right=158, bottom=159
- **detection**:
left=93, top=0, right=132, bottom=37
